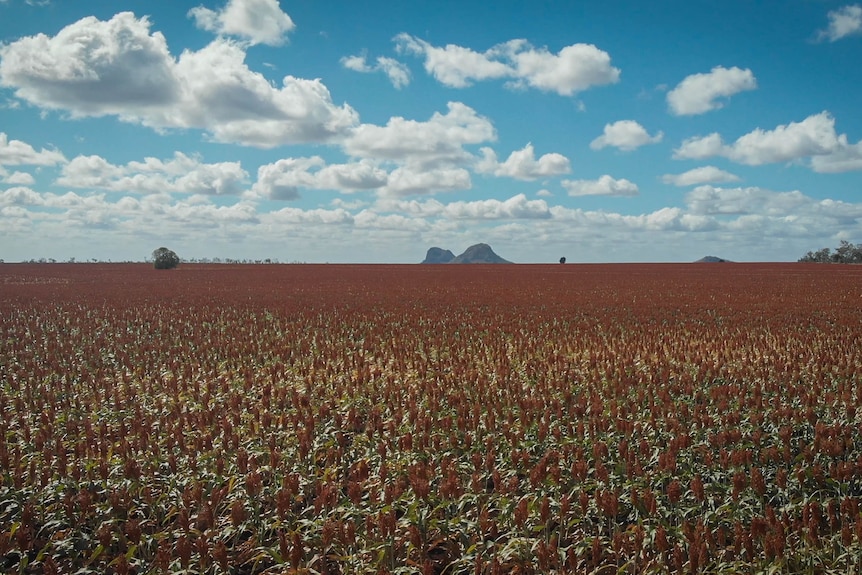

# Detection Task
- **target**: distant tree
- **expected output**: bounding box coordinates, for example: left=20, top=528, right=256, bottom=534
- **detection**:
left=834, top=240, right=862, bottom=263
left=799, top=247, right=832, bottom=263
left=799, top=240, right=862, bottom=263
left=152, top=247, right=180, bottom=270
left=559, top=257, right=566, bottom=264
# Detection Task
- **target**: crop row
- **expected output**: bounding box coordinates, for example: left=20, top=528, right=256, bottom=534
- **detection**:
left=2, top=263, right=861, bottom=573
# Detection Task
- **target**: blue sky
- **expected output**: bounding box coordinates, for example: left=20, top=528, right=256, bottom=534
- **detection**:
left=1, top=0, right=861, bottom=263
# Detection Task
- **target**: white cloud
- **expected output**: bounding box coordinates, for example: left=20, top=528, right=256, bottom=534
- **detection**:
left=341, top=53, right=410, bottom=88
left=443, top=194, right=551, bottom=219
left=343, top=101, right=495, bottom=169
left=56, top=152, right=248, bottom=196
left=686, top=185, right=810, bottom=216
left=0, top=13, right=179, bottom=115
left=477, top=143, right=570, bottom=180
left=661, top=166, right=741, bottom=186
left=252, top=157, right=388, bottom=199
left=589, top=120, right=663, bottom=151
left=395, top=35, right=619, bottom=95
left=563, top=175, right=639, bottom=197
left=2, top=170, right=35, bottom=185
left=817, top=4, right=862, bottom=42
left=173, top=40, right=358, bottom=146
left=548, top=204, right=716, bottom=232
left=0, top=13, right=357, bottom=147
left=667, top=66, right=757, bottom=116
left=727, top=112, right=842, bottom=164
left=376, top=57, right=411, bottom=89
left=381, top=167, right=471, bottom=197
left=0, top=132, right=66, bottom=165
left=502, top=39, right=621, bottom=96
left=6, top=181, right=862, bottom=262
left=341, top=54, right=371, bottom=72
left=354, top=211, right=434, bottom=232
left=673, top=133, right=726, bottom=160
left=189, top=0, right=295, bottom=46
left=810, top=140, right=862, bottom=173
left=263, top=206, right=354, bottom=226
left=672, top=112, right=862, bottom=171
left=394, top=34, right=512, bottom=88
left=0, top=186, right=44, bottom=207
left=376, top=193, right=550, bottom=220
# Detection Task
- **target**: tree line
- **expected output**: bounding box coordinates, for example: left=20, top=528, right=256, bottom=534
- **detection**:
left=799, top=240, right=862, bottom=263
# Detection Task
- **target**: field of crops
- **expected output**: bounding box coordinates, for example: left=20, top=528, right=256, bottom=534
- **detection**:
left=2, top=262, right=862, bottom=574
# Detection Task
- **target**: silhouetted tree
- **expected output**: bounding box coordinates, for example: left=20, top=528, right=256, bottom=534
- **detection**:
left=152, top=247, right=180, bottom=269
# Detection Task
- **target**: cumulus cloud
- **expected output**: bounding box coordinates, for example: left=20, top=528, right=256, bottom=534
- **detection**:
left=590, top=120, right=663, bottom=151
left=727, top=113, right=844, bottom=164
left=0, top=13, right=179, bottom=115
left=7, top=180, right=862, bottom=262
left=548, top=205, right=716, bottom=232
left=667, top=66, right=757, bottom=116
left=394, top=34, right=511, bottom=88
left=810, top=141, right=862, bottom=173
left=395, top=35, right=619, bottom=95
left=673, top=133, right=726, bottom=161
left=443, top=194, right=551, bottom=219
left=0, top=13, right=357, bottom=147
left=254, top=159, right=471, bottom=199
left=2, top=170, right=36, bottom=185
left=252, top=157, right=388, bottom=199
left=353, top=210, right=434, bottom=232
left=381, top=167, right=472, bottom=197
left=0, top=186, right=45, bottom=207
left=477, top=143, right=570, bottom=180
left=263, top=206, right=354, bottom=226
left=661, top=166, right=741, bottom=186
left=376, top=193, right=550, bottom=220
left=189, top=0, right=295, bottom=46
left=502, top=39, right=621, bottom=95
left=817, top=4, right=862, bottom=42
left=344, top=101, right=495, bottom=169
left=673, top=112, right=862, bottom=171
left=0, top=133, right=66, bottom=165
left=563, top=175, right=639, bottom=197
left=340, top=54, right=370, bottom=72
left=172, top=40, right=358, bottom=146
left=341, top=53, right=410, bottom=88
left=56, top=152, right=248, bottom=196
left=685, top=185, right=839, bottom=219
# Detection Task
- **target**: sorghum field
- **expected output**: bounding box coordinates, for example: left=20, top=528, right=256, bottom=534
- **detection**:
left=2, top=263, right=862, bottom=574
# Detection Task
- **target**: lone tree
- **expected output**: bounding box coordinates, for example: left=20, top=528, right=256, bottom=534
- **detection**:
left=152, top=247, right=180, bottom=269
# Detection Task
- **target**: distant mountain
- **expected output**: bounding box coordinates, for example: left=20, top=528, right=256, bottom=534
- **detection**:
left=421, top=247, right=456, bottom=264
left=453, top=243, right=511, bottom=264
left=695, top=256, right=731, bottom=263
left=421, top=243, right=512, bottom=264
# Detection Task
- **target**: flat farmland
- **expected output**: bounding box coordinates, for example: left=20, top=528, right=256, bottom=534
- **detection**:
left=2, top=263, right=862, bottom=574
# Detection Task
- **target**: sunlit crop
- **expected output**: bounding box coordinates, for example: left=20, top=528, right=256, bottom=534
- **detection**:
left=2, top=262, right=861, bottom=573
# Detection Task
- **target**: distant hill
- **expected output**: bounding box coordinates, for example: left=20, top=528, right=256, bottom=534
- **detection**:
left=421, top=243, right=512, bottom=264
left=453, top=243, right=511, bottom=263
left=695, top=256, right=731, bottom=263
left=421, top=247, right=456, bottom=264
left=422, top=244, right=512, bottom=264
